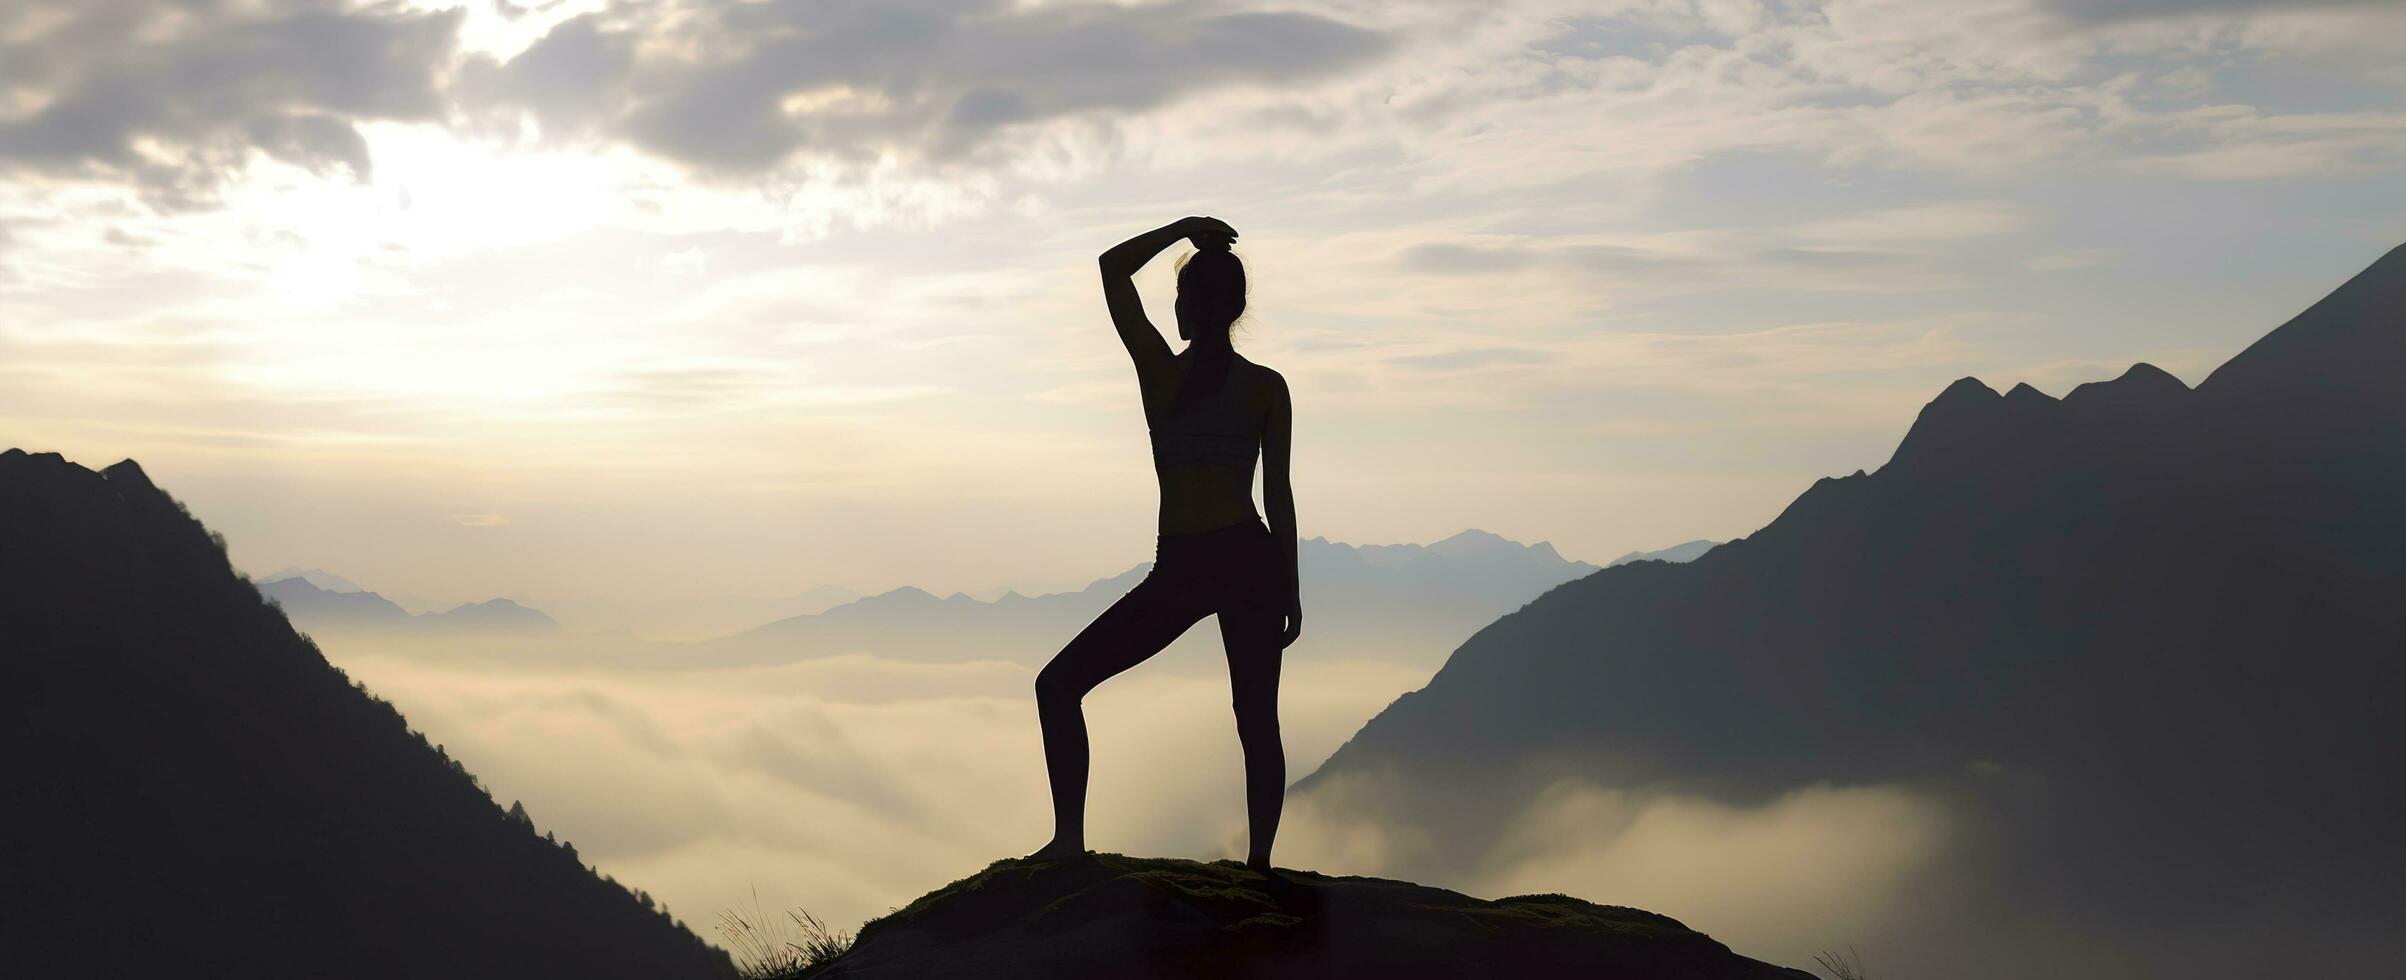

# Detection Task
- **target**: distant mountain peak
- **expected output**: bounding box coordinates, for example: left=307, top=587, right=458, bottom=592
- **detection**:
left=100, top=458, right=155, bottom=492
left=1886, top=377, right=2003, bottom=470
left=2004, top=381, right=2056, bottom=405
left=254, top=570, right=553, bottom=633
left=433, top=597, right=560, bottom=632
left=1883, top=359, right=2202, bottom=480
left=718, top=527, right=1601, bottom=664
left=261, top=566, right=367, bottom=594
left=1605, top=539, right=1721, bottom=567
left=1427, top=528, right=1555, bottom=560
left=1429, top=527, right=1512, bottom=550
left=2118, top=361, right=2184, bottom=388
left=2063, top=362, right=2190, bottom=412
left=1933, top=375, right=2002, bottom=406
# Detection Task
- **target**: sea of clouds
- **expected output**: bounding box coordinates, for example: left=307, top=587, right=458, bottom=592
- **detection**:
left=324, top=636, right=1424, bottom=932
left=326, top=632, right=1973, bottom=970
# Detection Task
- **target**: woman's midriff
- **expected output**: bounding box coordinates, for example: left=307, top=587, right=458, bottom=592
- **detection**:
left=1154, top=459, right=1262, bottom=535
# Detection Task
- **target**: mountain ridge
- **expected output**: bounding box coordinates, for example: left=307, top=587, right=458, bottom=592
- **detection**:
left=698, top=529, right=1623, bottom=669
left=261, top=565, right=367, bottom=593
left=1606, top=539, right=1719, bottom=566
left=0, top=449, right=729, bottom=979
left=257, top=574, right=563, bottom=634
left=1289, top=241, right=2406, bottom=977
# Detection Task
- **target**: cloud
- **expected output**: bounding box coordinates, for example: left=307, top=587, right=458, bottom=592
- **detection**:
left=5, top=0, right=2398, bottom=227
left=321, top=643, right=1431, bottom=936
left=460, top=0, right=1395, bottom=175
left=101, top=226, right=155, bottom=249
left=1279, top=776, right=1955, bottom=970
left=1387, top=346, right=1557, bottom=372
left=1382, top=233, right=1966, bottom=297
left=8, top=0, right=2406, bottom=612
left=596, top=366, right=801, bottom=409
left=1789, top=200, right=2026, bottom=243
left=2120, top=109, right=2406, bottom=179
left=1398, top=243, right=1542, bottom=275
left=2040, top=0, right=2396, bottom=23
left=0, top=0, right=463, bottom=208
left=663, top=246, right=708, bottom=276
left=2024, top=247, right=2118, bottom=270
left=1469, top=781, right=1952, bottom=963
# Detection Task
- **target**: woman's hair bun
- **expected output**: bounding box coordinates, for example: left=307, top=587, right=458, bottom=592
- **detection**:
left=1176, top=248, right=1248, bottom=334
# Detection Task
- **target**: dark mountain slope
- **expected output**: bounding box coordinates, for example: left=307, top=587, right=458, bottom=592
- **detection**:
left=1293, top=244, right=2406, bottom=974
left=802, top=854, right=1811, bottom=980
left=2205, top=241, right=2406, bottom=429
left=0, top=450, right=729, bottom=979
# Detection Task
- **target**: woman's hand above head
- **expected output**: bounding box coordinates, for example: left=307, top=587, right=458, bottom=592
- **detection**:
left=1102, top=217, right=1235, bottom=369
left=1177, top=216, right=1237, bottom=252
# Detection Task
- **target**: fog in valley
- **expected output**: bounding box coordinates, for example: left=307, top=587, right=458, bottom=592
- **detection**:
left=315, top=612, right=1952, bottom=971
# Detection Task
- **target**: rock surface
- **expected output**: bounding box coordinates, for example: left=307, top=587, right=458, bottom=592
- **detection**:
left=807, top=853, right=1812, bottom=980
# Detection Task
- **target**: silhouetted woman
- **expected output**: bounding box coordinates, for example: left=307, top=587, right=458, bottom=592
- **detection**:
left=1030, top=216, right=1302, bottom=871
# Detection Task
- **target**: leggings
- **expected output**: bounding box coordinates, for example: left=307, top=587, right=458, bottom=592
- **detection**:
left=1034, top=518, right=1283, bottom=862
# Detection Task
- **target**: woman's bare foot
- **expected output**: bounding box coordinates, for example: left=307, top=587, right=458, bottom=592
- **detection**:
left=1246, top=854, right=1274, bottom=874
left=1026, top=838, right=1086, bottom=863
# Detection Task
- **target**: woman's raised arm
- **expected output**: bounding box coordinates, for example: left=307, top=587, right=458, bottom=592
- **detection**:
left=1098, top=216, right=1236, bottom=374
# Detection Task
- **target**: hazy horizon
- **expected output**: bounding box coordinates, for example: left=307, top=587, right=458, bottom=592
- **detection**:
left=233, top=523, right=1617, bottom=640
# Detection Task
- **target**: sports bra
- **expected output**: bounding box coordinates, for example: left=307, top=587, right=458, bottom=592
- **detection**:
left=1149, top=350, right=1259, bottom=469
left=1149, top=428, right=1260, bottom=468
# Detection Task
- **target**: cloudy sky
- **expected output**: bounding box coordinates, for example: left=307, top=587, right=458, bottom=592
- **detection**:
left=6, top=0, right=2405, bottom=613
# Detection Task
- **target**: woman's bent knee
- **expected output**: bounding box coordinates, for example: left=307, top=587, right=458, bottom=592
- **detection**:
left=1035, top=665, right=1084, bottom=706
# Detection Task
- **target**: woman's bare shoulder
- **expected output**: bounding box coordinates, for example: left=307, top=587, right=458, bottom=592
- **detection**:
left=1233, top=355, right=1287, bottom=390
left=1231, top=358, right=1288, bottom=421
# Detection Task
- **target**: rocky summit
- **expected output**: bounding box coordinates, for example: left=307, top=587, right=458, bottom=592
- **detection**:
left=805, top=853, right=1812, bottom=980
